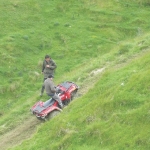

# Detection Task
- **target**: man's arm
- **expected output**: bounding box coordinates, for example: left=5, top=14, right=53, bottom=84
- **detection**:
left=42, top=60, right=45, bottom=73
left=50, top=81, right=56, bottom=93
left=49, top=60, right=57, bottom=70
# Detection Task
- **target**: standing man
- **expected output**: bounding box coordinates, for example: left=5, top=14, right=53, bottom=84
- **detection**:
left=44, top=75, right=63, bottom=109
left=40, top=55, right=57, bottom=96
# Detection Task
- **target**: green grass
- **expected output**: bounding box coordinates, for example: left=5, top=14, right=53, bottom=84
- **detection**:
left=0, top=0, right=150, bottom=149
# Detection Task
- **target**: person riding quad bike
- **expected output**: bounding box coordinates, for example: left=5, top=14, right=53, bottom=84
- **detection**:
left=44, top=74, right=63, bottom=109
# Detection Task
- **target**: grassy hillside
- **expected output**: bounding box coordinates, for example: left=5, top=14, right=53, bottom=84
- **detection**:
left=0, top=0, right=150, bottom=150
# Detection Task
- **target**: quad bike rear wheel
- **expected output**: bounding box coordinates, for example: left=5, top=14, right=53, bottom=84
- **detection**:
left=36, top=116, right=44, bottom=121
left=45, top=110, right=60, bottom=121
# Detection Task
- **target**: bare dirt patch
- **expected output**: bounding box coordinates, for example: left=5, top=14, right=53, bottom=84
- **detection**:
left=78, top=67, right=105, bottom=96
left=90, top=67, right=105, bottom=76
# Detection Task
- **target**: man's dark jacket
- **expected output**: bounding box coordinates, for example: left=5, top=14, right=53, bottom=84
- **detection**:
left=42, top=59, right=57, bottom=78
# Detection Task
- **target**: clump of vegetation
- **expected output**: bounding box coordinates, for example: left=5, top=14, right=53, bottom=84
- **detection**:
left=117, top=44, right=132, bottom=55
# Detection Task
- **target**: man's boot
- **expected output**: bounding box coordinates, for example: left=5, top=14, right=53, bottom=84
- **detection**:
left=59, top=103, right=64, bottom=109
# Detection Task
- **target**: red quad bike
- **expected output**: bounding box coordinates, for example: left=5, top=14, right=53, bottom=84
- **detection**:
left=30, top=81, right=79, bottom=120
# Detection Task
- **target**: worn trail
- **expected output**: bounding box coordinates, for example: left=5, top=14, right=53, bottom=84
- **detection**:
left=0, top=117, right=41, bottom=150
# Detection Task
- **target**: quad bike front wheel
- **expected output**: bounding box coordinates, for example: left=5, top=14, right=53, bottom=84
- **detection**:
left=71, top=89, right=78, bottom=100
left=63, top=89, right=78, bottom=106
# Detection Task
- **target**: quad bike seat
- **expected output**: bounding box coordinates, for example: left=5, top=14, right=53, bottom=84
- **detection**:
left=43, top=98, right=55, bottom=107
left=33, top=99, right=55, bottom=113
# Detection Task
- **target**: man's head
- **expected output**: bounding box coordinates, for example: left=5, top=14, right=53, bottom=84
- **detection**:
left=48, top=74, right=54, bottom=79
left=45, top=55, right=51, bottom=62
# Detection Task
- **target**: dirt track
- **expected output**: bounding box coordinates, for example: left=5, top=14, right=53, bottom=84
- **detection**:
left=0, top=117, right=42, bottom=150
